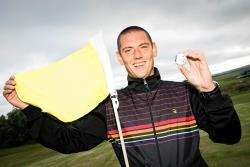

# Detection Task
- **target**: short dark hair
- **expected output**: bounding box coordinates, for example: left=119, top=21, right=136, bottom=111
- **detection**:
left=117, top=26, right=153, bottom=54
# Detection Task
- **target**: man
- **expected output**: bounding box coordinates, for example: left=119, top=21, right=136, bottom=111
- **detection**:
left=3, top=26, right=241, bottom=167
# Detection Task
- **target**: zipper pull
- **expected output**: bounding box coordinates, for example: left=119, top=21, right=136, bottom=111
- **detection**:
left=143, top=79, right=150, bottom=92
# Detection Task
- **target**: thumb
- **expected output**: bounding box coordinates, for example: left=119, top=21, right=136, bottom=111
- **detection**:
left=177, top=64, right=190, bottom=79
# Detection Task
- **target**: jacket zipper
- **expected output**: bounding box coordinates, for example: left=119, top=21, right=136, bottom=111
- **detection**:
left=143, top=79, right=163, bottom=167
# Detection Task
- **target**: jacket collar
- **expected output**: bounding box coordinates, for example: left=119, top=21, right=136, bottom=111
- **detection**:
left=127, top=67, right=161, bottom=91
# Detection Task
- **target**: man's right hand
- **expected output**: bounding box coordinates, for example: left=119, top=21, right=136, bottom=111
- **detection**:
left=3, top=75, right=28, bottom=110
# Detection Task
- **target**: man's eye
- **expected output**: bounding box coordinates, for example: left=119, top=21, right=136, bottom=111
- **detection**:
left=124, top=49, right=132, bottom=54
left=141, top=45, right=148, bottom=49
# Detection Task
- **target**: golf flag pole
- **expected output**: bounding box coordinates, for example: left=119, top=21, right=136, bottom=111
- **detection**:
left=90, top=33, right=130, bottom=167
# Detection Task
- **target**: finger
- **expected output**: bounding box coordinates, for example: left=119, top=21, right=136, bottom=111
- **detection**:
left=10, top=75, right=15, bottom=80
left=5, top=80, right=16, bottom=86
left=186, top=56, right=200, bottom=70
left=181, top=50, right=198, bottom=67
left=187, top=51, right=210, bottom=71
left=185, top=51, right=207, bottom=70
left=3, top=89, right=12, bottom=96
left=4, top=84, right=15, bottom=90
left=186, top=51, right=205, bottom=61
left=6, top=76, right=15, bottom=83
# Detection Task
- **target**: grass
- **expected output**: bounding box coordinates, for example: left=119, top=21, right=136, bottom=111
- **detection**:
left=200, top=91, right=250, bottom=167
left=0, top=66, right=249, bottom=167
left=0, top=141, right=119, bottom=167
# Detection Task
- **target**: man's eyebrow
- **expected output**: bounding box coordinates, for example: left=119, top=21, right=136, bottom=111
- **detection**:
left=122, top=46, right=133, bottom=51
left=139, top=42, right=150, bottom=47
left=121, top=42, right=150, bottom=51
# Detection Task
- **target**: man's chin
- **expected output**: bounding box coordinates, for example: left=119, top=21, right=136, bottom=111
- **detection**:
left=128, top=72, right=146, bottom=79
left=134, top=73, right=147, bottom=79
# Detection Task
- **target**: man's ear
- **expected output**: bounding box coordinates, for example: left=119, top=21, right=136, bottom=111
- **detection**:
left=116, top=51, right=124, bottom=65
left=152, top=42, right=157, bottom=58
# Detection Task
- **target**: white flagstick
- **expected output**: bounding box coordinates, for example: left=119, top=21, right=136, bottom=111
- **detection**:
left=110, top=91, right=130, bottom=167
left=90, top=33, right=130, bottom=167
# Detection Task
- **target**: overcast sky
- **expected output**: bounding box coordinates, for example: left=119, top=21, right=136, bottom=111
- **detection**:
left=1, top=0, right=250, bottom=115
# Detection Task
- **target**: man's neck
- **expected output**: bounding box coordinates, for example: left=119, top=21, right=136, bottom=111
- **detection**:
left=127, top=67, right=161, bottom=91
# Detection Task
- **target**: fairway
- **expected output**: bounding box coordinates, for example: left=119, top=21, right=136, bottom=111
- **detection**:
left=200, top=91, right=250, bottom=167
left=0, top=66, right=249, bottom=167
left=0, top=140, right=119, bottom=167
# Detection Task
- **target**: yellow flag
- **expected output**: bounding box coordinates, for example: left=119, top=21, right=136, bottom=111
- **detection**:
left=15, top=34, right=111, bottom=122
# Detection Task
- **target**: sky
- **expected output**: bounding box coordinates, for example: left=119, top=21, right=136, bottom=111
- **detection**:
left=0, top=0, right=250, bottom=115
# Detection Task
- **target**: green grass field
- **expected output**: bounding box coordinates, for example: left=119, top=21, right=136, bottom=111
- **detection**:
left=200, top=91, right=250, bottom=167
left=0, top=66, right=249, bottom=167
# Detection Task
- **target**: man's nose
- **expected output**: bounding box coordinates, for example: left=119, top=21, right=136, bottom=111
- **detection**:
left=133, top=48, right=143, bottom=59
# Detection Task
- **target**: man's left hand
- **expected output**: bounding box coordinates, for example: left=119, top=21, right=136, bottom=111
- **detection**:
left=177, top=50, right=215, bottom=92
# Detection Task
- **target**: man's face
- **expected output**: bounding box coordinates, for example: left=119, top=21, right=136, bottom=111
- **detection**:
left=117, top=30, right=157, bottom=79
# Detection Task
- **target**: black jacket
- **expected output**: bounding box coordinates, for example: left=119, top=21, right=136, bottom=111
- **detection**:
left=22, top=68, right=241, bottom=167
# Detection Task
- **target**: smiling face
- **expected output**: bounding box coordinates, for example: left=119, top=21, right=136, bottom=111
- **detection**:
left=117, top=30, right=157, bottom=79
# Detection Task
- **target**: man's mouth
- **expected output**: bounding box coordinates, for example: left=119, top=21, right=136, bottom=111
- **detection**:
left=133, top=62, right=146, bottom=68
